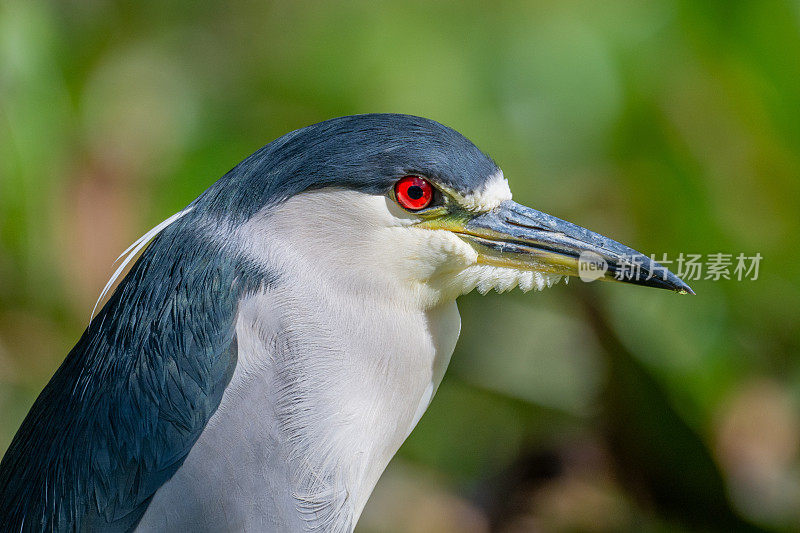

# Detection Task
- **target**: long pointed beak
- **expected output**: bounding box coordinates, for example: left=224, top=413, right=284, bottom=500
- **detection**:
left=450, top=200, right=694, bottom=294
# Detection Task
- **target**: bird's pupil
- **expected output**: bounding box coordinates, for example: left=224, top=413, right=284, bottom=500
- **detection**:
left=407, top=186, right=423, bottom=200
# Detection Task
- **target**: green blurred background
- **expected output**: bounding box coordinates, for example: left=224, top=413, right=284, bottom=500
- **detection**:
left=1, top=1, right=799, bottom=531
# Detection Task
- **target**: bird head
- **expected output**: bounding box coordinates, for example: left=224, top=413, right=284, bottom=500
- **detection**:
left=188, top=114, right=692, bottom=310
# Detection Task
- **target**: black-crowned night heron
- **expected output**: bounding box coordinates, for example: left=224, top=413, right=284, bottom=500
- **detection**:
left=0, top=114, right=691, bottom=532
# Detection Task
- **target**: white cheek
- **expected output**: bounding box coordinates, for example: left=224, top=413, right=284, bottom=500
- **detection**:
left=232, top=191, right=477, bottom=305
left=389, top=228, right=478, bottom=275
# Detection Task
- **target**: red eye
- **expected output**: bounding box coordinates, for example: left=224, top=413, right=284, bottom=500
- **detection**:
left=395, top=176, right=433, bottom=211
